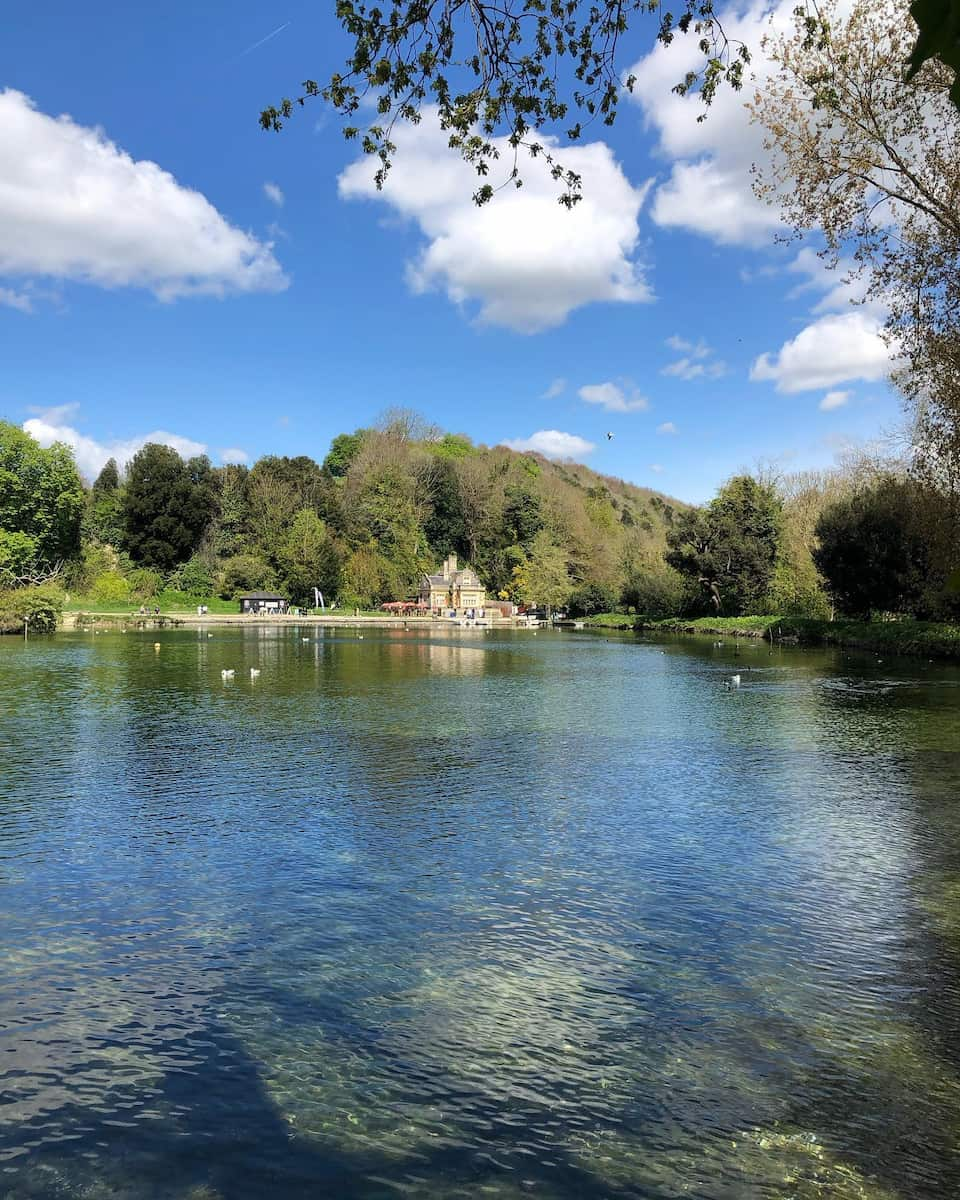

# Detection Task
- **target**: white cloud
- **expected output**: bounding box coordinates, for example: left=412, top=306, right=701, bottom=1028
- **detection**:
left=23, top=415, right=206, bottom=481
left=657, top=421, right=678, bottom=434
left=0, top=89, right=287, bottom=301
left=627, top=2, right=798, bottom=246
left=578, top=381, right=649, bottom=413
left=503, top=430, right=596, bottom=459
left=750, top=312, right=891, bottom=393
left=650, top=463, right=665, bottom=474
left=0, top=285, right=32, bottom=312
left=220, top=446, right=249, bottom=464
left=263, top=181, right=284, bottom=207
left=542, top=378, right=566, bottom=399
left=661, top=335, right=726, bottom=381
left=665, top=334, right=707, bottom=356
left=819, top=389, right=851, bottom=411
left=338, top=110, right=653, bottom=332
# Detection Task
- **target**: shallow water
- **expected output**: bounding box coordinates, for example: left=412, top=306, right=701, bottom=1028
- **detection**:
left=2, top=626, right=960, bottom=1199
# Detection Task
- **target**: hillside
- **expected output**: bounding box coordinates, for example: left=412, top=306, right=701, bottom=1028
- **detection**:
left=73, top=413, right=687, bottom=612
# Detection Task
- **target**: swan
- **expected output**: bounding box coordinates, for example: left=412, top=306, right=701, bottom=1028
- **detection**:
left=221, top=668, right=235, bottom=679
left=250, top=668, right=260, bottom=678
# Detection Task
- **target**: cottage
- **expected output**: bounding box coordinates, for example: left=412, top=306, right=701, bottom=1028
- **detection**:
left=419, top=554, right=486, bottom=616
left=238, top=591, right=289, bottom=615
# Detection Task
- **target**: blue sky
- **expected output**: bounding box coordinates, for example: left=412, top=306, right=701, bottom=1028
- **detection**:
left=1, top=1, right=899, bottom=502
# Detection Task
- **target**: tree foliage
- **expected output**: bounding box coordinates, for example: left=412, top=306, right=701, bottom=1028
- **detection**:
left=665, top=475, right=782, bottom=615
left=751, top=0, right=960, bottom=448
left=0, top=420, right=84, bottom=571
left=814, top=477, right=932, bottom=617
left=122, top=444, right=219, bottom=571
left=261, top=0, right=751, bottom=205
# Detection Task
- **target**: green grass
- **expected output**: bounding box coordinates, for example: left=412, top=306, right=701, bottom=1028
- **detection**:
left=637, top=614, right=960, bottom=660
left=639, top=615, right=778, bottom=637
left=66, top=590, right=237, bottom=615
left=575, top=611, right=637, bottom=629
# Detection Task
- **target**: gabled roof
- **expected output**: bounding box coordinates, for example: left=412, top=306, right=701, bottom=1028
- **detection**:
left=239, top=591, right=288, bottom=600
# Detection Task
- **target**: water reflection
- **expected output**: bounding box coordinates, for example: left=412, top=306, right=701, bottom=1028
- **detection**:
left=2, top=629, right=960, bottom=1197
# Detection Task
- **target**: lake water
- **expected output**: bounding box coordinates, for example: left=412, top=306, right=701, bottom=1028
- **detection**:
left=3, top=626, right=960, bottom=1199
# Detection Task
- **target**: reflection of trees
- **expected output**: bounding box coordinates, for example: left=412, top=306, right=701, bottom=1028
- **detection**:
left=7, top=631, right=960, bottom=1197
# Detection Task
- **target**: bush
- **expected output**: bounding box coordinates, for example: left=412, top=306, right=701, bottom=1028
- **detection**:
left=127, top=568, right=163, bottom=601
left=567, top=581, right=618, bottom=618
left=217, top=554, right=274, bottom=599
left=814, top=477, right=930, bottom=617
left=622, top=567, right=684, bottom=618
left=0, top=586, right=61, bottom=634
left=91, top=571, right=131, bottom=604
left=167, top=554, right=214, bottom=599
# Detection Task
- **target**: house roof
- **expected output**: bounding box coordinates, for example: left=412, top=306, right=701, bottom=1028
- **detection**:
left=239, top=591, right=288, bottom=600
left=422, top=568, right=482, bottom=587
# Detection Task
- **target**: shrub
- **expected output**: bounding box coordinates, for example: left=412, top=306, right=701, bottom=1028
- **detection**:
left=127, top=568, right=163, bottom=601
left=167, top=555, right=214, bottom=599
left=217, top=555, right=275, bottom=599
left=622, top=567, right=684, bottom=618
left=0, top=586, right=61, bottom=634
left=91, top=571, right=131, bottom=604
left=567, top=581, right=618, bottom=618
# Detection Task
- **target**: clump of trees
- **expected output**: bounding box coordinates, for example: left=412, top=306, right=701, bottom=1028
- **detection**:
left=4, top=406, right=959, bottom=634
left=10, top=411, right=683, bottom=618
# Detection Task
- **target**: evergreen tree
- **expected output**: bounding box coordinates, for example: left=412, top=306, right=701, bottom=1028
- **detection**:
left=86, top=458, right=125, bottom=546
left=122, top=444, right=218, bottom=571
left=665, top=475, right=783, bottom=615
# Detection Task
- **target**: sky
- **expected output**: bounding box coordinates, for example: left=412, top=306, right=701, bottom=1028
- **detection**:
left=1, top=1, right=900, bottom=503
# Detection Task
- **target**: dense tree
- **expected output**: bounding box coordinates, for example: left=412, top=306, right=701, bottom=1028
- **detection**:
left=213, top=464, right=250, bottom=558
left=422, top=457, right=468, bottom=558
left=666, top=475, right=782, bottom=615
left=0, top=421, right=84, bottom=574
left=217, top=554, right=276, bottom=599
left=322, top=431, right=367, bottom=479
left=86, top=458, right=125, bottom=547
left=276, top=508, right=343, bottom=604
left=814, top=477, right=931, bottom=616
left=122, top=444, right=218, bottom=572
left=567, top=581, right=617, bottom=618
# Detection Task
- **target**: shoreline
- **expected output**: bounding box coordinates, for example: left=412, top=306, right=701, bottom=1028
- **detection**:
left=59, top=611, right=506, bottom=631
left=635, top=615, right=960, bottom=661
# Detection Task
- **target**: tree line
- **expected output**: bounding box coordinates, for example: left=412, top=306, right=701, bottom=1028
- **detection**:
left=2, top=412, right=957, bottom=630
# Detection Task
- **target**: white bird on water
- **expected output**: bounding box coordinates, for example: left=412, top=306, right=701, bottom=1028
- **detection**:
left=221, top=668, right=235, bottom=679
left=250, top=668, right=261, bottom=678
left=724, top=673, right=741, bottom=689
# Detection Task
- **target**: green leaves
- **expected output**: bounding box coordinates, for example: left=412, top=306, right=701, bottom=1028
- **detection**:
left=261, top=0, right=752, bottom=203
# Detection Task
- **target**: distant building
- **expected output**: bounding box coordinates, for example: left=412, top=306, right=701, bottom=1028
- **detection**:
left=238, top=591, right=289, bottom=615
left=420, top=554, right=486, bottom=615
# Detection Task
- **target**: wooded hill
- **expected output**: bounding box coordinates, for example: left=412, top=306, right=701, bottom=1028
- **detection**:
left=75, top=412, right=687, bottom=612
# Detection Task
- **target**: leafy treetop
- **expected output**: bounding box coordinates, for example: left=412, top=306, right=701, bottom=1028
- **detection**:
left=261, top=0, right=751, bottom=205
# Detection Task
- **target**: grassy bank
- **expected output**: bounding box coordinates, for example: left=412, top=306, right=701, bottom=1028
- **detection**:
left=636, top=615, right=960, bottom=660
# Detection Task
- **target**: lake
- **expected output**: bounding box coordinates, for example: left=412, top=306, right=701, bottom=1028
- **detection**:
left=2, top=626, right=960, bottom=1199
